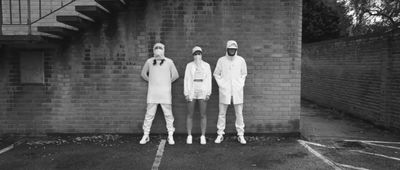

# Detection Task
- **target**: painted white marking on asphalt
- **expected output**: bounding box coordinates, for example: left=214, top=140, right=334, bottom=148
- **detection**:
left=300, top=140, right=336, bottom=149
left=299, top=140, right=370, bottom=170
left=350, top=150, right=400, bottom=161
left=344, top=140, right=400, bottom=144
left=298, top=140, right=343, bottom=170
left=152, top=139, right=166, bottom=170
left=0, top=144, right=14, bottom=155
left=336, top=163, right=370, bottom=170
left=362, top=142, right=400, bottom=150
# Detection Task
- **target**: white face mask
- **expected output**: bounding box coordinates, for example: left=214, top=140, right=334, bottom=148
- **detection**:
left=154, top=49, right=164, bottom=58
left=194, top=55, right=202, bottom=61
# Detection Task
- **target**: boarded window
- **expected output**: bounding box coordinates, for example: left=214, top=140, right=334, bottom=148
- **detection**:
left=20, top=51, right=44, bottom=84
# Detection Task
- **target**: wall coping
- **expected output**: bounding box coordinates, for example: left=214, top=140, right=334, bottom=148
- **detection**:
left=304, top=29, right=400, bottom=47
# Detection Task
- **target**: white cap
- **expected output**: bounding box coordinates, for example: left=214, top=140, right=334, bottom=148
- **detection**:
left=153, top=43, right=165, bottom=50
left=226, top=40, right=238, bottom=49
left=192, top=46, right=202, bottom=54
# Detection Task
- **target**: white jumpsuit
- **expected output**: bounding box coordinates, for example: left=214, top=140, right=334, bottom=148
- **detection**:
left=141, top=51, right=179, bottom=135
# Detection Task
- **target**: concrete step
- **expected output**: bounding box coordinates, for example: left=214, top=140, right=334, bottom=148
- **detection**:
left=37, top=26, right=78, bottom=38
left=95, top=0, right=126, bottom=13
left=75, top=5, right=110, bottom=22
left=1, top=0, right=126, bottom=41
left=56, top=15, right=94, bottom=30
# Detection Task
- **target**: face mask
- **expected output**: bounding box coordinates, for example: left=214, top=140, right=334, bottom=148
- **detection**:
left=154, top=49, right=163, bottom=58
left=227, top=49, right=237, bottom=56
left=194, top=55, right=202, bottom=61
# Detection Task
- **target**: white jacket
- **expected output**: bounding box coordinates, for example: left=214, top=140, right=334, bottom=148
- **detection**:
left=184, top=61, right=212, bottom=99
left=141, top=57, right=179, bottom=104
left=214, top=55, right=247, bottom=104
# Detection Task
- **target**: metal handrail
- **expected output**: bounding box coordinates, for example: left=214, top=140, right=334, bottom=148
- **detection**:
left=30, top=0, right=76, bottom=24
left=2, top=0, right=76, bottom=25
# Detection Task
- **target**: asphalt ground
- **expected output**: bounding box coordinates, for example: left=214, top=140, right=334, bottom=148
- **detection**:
left=1, top=100, right=400, bottom=170
left=0, top=135, right=331, bottom=170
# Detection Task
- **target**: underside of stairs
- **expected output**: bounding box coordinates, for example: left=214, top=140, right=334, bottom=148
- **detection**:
left=0, top=0, right=127, bottom=45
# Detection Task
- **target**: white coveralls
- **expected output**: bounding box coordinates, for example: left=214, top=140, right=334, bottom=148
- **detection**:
left=214, top=40, right=247, bottom=136
left=141, top=43, right=179, bottom=135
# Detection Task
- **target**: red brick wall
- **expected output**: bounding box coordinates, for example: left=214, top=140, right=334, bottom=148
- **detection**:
left=302, top=30, right=400, bottom=130
left=0, top=0, right=302, bottom=135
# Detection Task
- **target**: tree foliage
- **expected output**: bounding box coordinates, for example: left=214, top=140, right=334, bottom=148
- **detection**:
left=303, top=0, right=400, bottom=43
left=302, top=0, right=351, bottom=43
left=341, top=0, right=400, bottom=36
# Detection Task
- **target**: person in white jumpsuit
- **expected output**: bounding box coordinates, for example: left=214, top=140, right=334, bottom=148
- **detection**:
left=140, top=43, right=179, bottom=145
left=214, top=40, right=247, bottom=144
left=184, top=46, right=212, bottom=145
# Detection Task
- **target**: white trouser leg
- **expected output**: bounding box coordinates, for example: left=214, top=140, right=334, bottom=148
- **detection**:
left=217, top=103, right=229, bottom=135
left=142, top=103, right=158, bottom=135
left=234, top=104, right=245, bottom=136
left=160, top=104, right=175, bottom=135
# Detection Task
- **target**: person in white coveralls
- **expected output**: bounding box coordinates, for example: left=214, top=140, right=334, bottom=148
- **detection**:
left=214, top=40, right=247, bottom=144
left=184, top=46, right=212, bottom=145
left=140, top=43, right=179, bottom=145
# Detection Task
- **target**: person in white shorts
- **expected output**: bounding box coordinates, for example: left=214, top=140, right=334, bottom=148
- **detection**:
left=139, top=43, right=179, bottom=145
left=184, top=46, right=212, bottom=145
left=214, top=40, right=248, bottom=144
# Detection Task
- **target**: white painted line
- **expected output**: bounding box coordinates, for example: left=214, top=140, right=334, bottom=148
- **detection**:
left=300, top=140, right=336, bottom=149
left=362, top=142, right=400, bottom=150
left=350, top=150, right=400, bottom=161
left=0, top=144, right=14, bottom=155
left=298, top=140, right=343, bottom=170
left=152, top=139, right=166, bottom=170
left=298, top=140, right=369, bottom=170
left=344, top=140, right=400, bottom=145
left=336, top=163, right=370, bottom=170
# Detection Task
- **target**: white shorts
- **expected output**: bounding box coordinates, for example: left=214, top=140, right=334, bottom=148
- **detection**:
left=193, top=90, right=207, bottom=100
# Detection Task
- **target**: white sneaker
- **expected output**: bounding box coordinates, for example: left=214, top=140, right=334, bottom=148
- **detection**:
left=186, top=135, right=193, bottom=144
left=168, top=135, right=175, bottom=145
left=238, top=135, right=247, bottom=144
left=214, top=135, right=224, bottom=144
left=200, top=135, right=206, bottom=145
left=139, top=135, right=149, bottom=144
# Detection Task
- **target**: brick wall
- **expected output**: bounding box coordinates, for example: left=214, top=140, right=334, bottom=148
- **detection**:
left=0, top=0, right=302, bottom=135
left=302, top=30, right=400, bottom=130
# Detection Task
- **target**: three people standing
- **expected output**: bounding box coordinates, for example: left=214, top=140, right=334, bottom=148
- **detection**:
left=139, top=41, right=247, bottom=145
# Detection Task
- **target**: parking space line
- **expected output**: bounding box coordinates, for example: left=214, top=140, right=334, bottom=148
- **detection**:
left=300, top=140, right=336, bottom=149
left=362, top=142, right=400, bottom=150
left=151, top=139, right=166, bottom=170
left=298, top=140, right=343, bottom=170
left=350, top=150, right=400, bottom=161
left=344, top=140, right=400, bottom=144
left=0, top=144, right=14, bottom=155
left=335, top=163, right=369, bottom=170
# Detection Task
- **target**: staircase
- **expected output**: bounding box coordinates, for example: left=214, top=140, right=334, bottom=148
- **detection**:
left=0, top=0, right=126, bottom=43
